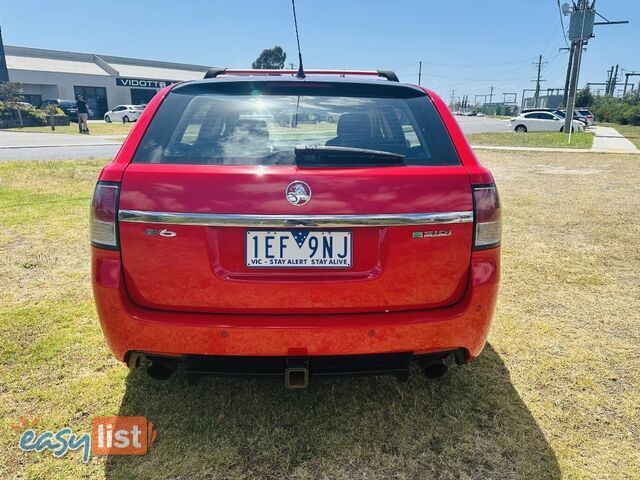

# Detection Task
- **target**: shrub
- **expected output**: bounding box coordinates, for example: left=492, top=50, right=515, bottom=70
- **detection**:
left=0, top=101, right=48, bottom=126
left=591, top=91, right=640, bottom=126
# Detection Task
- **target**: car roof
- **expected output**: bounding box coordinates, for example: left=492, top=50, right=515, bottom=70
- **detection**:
left=176, top=74, right=425, bottom=94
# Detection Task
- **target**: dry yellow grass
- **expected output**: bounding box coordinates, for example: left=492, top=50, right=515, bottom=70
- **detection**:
left=0, top=151, right=638, bottom=479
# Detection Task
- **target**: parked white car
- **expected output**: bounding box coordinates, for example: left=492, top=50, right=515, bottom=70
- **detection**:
left=576, top=109, right=595, bottom=126
left=509, top=111, right=584, bottom=133
left=104, top=105, right=144, bottom=123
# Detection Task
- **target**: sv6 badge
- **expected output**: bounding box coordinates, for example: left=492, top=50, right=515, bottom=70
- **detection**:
left=412, top=230, right=452, bottom=238
left=144, top=229, right=176, bottom=237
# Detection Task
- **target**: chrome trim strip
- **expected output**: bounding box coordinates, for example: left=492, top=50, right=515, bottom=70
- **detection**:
left=118, top=210, right=473, bottom=227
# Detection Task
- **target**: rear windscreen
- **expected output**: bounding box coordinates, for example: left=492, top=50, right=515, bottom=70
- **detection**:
left=133, top=81, right=460, bottom=166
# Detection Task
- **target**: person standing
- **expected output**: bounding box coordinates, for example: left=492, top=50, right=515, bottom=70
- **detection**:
left=76, top=95, right=90, bottom=134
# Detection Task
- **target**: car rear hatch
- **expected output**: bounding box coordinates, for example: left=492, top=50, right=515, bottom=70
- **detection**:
left=117, top=79, right=474, bottom=314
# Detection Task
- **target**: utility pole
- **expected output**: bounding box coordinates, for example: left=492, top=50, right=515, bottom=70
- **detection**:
left=532, top=55, right=547, bottom=108
left=450, top=90, right=455, bottom=109
left=488, top=86, right=494, bottom=105
left=561, top=45, right=575, bottom=107
left=623, top=73, right=630, bottom=94
left=611, top=64, right=619, bottom=95
left=605, top=65, right=620, bottom=95
left=563, top=0, right=591, bottom=134
left=418, top=61, right=422, bottom=86
left=564, top=38, right=584, bottom=133
left=562, top=0, right=628, bottom=134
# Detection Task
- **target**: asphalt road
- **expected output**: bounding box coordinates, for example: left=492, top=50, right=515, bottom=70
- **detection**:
left=0, top=144, right=122, bottom=161
left=454, top=115, right=509, bottom=135
left=0, top=131, right=121, bottom=161
left=0, top=117, right=510, bottom=161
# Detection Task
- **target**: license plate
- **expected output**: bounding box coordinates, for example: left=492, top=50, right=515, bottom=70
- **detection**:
left=246, top=230, right=352, bottom=268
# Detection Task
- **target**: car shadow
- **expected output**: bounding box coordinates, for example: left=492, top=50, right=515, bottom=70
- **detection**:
left=104, top=344, right=560, bottom=479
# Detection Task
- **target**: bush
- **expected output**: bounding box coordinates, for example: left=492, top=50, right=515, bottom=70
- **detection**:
left=0, top=101, right=48, bottom=127
left=591, top=91, right=640, bottom=126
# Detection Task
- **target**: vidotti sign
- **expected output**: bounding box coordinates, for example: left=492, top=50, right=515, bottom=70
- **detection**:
left=116, top=78, right=173, bottom=88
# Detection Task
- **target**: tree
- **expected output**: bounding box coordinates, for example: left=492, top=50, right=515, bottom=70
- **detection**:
left=0, top=81, right=23, bottom=103
left=252, top=46, right=287, bottom=69
left=575, top=86, right=594, bottom=108
left=0, top=81, right=25, bottom=128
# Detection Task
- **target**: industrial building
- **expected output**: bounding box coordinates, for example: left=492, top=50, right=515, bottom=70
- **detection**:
left=3, top=45, right=213, bottom=119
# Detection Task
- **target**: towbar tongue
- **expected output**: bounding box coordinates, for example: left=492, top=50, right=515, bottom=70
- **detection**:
left=285, top=356, right=309, bottom=389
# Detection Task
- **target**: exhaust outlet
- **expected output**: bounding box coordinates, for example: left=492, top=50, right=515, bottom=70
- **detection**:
left=421, top=361, right=448, bottom=379
left=146, top=358, right=177, bottom=380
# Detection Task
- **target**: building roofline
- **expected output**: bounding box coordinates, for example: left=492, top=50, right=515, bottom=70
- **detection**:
left=5, top=45, right=212, bottom=72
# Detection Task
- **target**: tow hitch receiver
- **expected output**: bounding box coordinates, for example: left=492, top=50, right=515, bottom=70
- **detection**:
left=285, top=357, right=309, bottom=389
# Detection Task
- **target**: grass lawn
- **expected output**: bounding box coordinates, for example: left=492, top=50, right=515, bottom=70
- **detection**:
left=1, top=152, right=639, bottom=479
left=601, top=122, right=640, bottom=149
left=7, top=122, right=134, bottom=136
left=467, top=131, right=594, bottom=149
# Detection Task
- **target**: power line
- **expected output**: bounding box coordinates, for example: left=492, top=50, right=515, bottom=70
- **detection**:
left=540, top=23, right=561, bottom=56
left=448, top=63, right=533, bottom=87
left=416, top=59, right=531, bottom=68
left=393, top=58, right=533, bottom=72
left=556, top=0, right=570, bottom=48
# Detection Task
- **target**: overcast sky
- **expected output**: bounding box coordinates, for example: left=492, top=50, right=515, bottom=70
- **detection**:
left=2, top=0, right=638, bottom=102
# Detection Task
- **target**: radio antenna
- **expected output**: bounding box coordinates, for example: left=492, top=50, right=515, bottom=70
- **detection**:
left=291, top=0, right=305, bottom=78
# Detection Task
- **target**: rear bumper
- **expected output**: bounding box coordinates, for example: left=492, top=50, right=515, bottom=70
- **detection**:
left=92, top=248, right=500, bottom=362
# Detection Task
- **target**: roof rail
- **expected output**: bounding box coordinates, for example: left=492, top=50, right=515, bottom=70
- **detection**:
left=203, top=68, right=399, bottom=82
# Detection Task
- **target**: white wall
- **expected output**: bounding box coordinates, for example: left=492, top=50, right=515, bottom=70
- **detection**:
left=8, top=69, right=131, bottom=109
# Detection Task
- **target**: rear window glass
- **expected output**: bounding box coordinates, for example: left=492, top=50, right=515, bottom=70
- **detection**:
left=133, top=81, right=460, bottom=166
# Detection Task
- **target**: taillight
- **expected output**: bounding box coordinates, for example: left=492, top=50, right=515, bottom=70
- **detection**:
left=473, top=185, right=501, bottom=250
left=90, top=181, right=120, bottom=249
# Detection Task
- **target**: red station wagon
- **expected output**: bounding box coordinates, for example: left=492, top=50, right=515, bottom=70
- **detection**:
left=91, top=69, right=501, bottom=388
